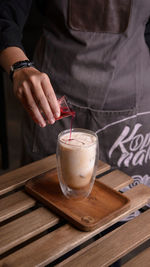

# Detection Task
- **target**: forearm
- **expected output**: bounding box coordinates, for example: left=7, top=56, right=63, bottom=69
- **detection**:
left=0, top=46, right=60, bottom=127
left=0, top=1, right=60, bottom=126
left=0, top=47, right=29, bottom=74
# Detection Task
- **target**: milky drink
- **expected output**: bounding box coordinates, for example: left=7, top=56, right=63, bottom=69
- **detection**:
left=59, top=131, right=97, bottom=189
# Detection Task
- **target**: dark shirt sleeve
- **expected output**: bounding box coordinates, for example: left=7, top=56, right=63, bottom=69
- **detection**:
left=0, top=0, right=33, bottom=52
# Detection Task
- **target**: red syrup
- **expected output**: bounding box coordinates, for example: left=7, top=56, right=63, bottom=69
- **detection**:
left=56, top=106, right=76, bottom=140
left=69, top=110, right=75, bottom=140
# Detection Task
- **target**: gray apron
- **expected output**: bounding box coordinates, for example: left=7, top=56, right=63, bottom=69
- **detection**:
left=22, top=0, right=150, bottom=213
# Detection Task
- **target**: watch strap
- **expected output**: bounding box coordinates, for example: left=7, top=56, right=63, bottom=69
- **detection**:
left=9, top=60, right=35, bottom=81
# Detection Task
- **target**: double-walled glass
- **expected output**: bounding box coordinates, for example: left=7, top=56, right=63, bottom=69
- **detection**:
left=56, top=128, right=99, bottom=199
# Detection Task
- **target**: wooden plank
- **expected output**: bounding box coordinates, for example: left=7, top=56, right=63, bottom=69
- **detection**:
left=0, top=207, right=59, bottom=255
left=0, top=191, right=36, bottom=222
left=1, top=184, right=150, bottom=266
left=96, top=160, right=110, bottom=175
left=99, top=169, right=133, bottom=191
left=0, top=167, right=129, bottom=224
left=56, top=210, right=150, bottom=267
left=0, top=155, right=110, bottom=196
left=122, top=247, right=150, bottom=267
left=0, top=154, right=57, bottom=196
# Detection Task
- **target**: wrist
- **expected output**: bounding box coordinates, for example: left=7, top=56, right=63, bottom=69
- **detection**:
left=9, top=60, right=35, bottom=81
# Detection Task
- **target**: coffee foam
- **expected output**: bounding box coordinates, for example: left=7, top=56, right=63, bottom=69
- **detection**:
left=60, top=132, right=96, bottom=148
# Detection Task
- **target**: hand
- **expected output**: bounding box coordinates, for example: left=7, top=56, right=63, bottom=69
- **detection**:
left=13, top=67, right=60, bottom=127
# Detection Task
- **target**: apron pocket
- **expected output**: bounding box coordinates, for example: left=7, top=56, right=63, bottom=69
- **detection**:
left=69, top=0, right=132, bottom=33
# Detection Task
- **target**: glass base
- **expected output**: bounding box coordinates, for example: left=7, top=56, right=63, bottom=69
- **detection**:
left=60, top=182, right=94, bottom=200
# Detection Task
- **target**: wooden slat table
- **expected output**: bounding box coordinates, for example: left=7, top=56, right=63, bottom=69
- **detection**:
left=0, top=154, right=150, bottom=267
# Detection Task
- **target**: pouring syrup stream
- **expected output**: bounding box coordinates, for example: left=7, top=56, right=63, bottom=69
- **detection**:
left=56, top=106, right=75, bottom=140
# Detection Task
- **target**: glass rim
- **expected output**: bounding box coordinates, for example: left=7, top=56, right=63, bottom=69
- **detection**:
left=58, top=128, right=98, bottom=148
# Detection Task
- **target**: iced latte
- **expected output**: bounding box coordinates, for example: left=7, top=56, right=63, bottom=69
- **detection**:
left=56, top=129, right=99, bottom=199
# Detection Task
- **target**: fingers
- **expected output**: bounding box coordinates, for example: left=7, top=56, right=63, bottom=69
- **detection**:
left=41, top=73, right=60, bottom=119
left=32, top=85, right=56, bottom=125
left=13, top=69, right=61, bottom=127
left=17, top=84, right=47, bottom=127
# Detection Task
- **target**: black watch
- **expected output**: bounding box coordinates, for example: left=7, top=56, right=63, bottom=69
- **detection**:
left=9, top=60, right=35, bottom=81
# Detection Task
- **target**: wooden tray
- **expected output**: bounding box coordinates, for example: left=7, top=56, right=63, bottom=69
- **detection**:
left=25, top=168, right=130, bottom=231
